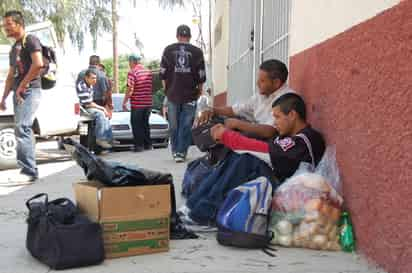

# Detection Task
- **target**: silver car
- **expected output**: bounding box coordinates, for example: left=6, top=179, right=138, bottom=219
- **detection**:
left=111, top=94, right=169, bottom=148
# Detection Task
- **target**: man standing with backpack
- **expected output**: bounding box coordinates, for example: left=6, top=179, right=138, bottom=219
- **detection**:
left=0, top=11, right=43, bottom=183
left=160, top=25, right=206, bottom=162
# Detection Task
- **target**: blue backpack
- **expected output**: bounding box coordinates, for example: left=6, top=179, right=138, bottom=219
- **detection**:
left=216, top=177, right=275, bottom=251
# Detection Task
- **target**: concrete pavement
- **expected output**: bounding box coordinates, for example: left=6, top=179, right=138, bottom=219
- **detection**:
left=0, top=145, right=386, bottom=273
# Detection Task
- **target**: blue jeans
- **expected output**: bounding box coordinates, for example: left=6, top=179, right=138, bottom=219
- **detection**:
left=13, top=88, right=41, bottom=177
left=167, top=100, right=197, bottom=156
left=86, top=108, right=112, bottom=142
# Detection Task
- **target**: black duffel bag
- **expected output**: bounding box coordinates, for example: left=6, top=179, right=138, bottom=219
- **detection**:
left=26, top=193, right=105, bottom=270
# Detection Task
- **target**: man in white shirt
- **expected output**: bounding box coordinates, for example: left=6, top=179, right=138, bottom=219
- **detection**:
left=198, top=59, right=297, bottom=139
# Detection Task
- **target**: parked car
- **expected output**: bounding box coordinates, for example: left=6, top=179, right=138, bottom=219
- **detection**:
left=111, top=94, right=169, bottom=148
left=0, top=22, right=83, bottom=169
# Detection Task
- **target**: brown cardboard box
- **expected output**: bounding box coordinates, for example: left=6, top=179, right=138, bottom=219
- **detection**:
left=73, top=180, right=171, bottom=258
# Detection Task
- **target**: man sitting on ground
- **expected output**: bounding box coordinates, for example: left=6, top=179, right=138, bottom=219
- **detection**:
left=198, top=59, right=296, bottom=140
left=76, top=69, right=113, bottom=149
left=211, top=93, right=326, bottom=181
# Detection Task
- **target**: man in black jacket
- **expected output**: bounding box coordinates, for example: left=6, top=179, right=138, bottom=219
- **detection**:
left=160, top=25, right=206, bottom=163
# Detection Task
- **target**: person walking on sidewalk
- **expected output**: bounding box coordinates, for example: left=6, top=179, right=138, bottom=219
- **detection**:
left=0, top=11, right=43, bottom=183
left=122, top=54, right=153, bottom=152
left=160, top=24, right=206, bottom=162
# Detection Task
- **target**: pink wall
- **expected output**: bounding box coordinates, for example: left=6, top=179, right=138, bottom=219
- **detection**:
left=289, top=1, right=412, bottom=272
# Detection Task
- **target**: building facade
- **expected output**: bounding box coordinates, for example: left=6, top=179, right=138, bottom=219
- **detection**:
left=212, top=1, right=412, bottom=272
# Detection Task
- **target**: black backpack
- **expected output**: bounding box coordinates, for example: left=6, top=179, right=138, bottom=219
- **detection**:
left=23, top=34, right=57, bottom=90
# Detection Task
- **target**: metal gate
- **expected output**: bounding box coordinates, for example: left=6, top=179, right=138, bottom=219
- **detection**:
left=258, top=0, right=290, bottom=67
left=227, top=0, right=290, bottom=102
left=227, top=0, right=255, bottom=104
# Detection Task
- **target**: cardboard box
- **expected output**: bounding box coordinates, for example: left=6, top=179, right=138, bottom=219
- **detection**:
left=73, top=180, right=171, bottom=258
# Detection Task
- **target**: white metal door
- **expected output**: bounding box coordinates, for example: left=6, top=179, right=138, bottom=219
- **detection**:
left=227, top=0, right=291, bottom=105
left=227, top=0, right=256, bottom=104
left=258, top=0, right=291, bottom=67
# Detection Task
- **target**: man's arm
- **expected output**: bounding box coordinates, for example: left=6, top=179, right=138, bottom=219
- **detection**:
left=224, top=118, right=277, bottom=139
left=123, top=72, right=134, bottom=111
left=161, top=80, right=167, bottom=95
left=197, top=105, right=236, bottom=125
left=16, top=51, right=43, bottom=98
left=0, top=67, right=15, bottom=110
left=103, top=76, right=113, bottom=109
left=211, top=124, right=269, bottom=153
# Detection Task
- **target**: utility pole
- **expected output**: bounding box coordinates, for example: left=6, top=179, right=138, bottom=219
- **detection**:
left=112, top=0, right=119, bottom=93
left=208, top=0, right=213, bottom=98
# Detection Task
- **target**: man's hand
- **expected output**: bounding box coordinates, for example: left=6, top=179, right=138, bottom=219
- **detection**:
left=197, top=109, right=214, bottom=125
left=0, top=99, right=6, bottom=111
left=15, top=86, right=26, bottom=105
left=105, top=105, right=113, bottom=119
left=210, top=123, right=226, bottom=142
left=122, top=102, right=129, bottom=112
left=102, top=107, right=110, bottom=118
left=224, top=118, right=241, bottom=130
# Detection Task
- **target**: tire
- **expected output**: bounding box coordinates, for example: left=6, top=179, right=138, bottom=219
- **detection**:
left=0, top=127, right=18, bottom=170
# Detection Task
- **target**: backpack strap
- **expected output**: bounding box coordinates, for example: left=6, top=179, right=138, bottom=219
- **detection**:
left=296, top=133, right=315, bottom=169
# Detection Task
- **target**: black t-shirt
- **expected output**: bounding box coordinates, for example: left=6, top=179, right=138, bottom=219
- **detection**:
left=269, top=126, right=326, bottom=181
left=9, top=34, right=42, bottom=90
left=160, top=43, right=206, bottom=104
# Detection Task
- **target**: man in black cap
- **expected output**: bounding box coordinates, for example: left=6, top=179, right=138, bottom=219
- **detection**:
left=160, top=24, right=206, bottom=163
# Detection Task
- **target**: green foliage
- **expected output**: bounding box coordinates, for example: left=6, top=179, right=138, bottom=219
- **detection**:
left=1, top=0, right=112, bottom=51
left=1, top=0, right=185, bottom=51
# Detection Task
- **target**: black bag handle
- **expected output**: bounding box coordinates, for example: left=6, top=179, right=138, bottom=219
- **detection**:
left=26, top=193, right=48, bottom=210
left=48, top=198, right=75, bottom=207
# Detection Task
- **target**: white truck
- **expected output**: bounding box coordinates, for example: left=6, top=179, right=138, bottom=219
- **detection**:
left=0, top=22, right=84, bottom=169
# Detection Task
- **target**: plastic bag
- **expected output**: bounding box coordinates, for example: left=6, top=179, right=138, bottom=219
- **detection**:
left=315, top=146, right=342, bottom=195
left=269, top=146, right=343, bottom=251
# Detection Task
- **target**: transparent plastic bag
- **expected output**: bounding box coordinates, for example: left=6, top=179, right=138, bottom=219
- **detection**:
left=315, top=146, right=342, bottom=195
left=269, top=146, right=343, bottom=251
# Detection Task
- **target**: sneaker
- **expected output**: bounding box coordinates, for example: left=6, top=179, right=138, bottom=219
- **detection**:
left=133, top=146, right=144, bottom=152
left=174, top=153, right=186, bottom=163
left=96, top=139, right=112, bottom=149
left=0, top=173, right=37, bottom=187
left=144, top=144, right=153, bottom=150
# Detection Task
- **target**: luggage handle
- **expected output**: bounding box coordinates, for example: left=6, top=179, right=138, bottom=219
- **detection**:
left=48, top=198, right=75, bottom=207
left=26, top=193, right=48, bottom=210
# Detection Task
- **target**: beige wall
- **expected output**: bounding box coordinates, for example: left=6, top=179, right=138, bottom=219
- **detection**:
left=211, top=0, right=230, bottom=96
left=290, top=0, right=401, bottom=55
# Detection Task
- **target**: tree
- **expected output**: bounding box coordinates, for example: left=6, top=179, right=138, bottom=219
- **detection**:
left=0, top=0, right=112, bottom=51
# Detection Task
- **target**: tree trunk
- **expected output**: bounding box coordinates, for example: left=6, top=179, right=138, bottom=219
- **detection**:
left=112, top=0, right=119, bottom=93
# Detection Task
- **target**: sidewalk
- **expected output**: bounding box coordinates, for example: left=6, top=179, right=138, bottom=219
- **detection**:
left=0, top=147, right=385, bottom=273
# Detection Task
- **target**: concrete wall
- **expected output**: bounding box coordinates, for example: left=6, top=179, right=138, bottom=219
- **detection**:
left=289, top=1, right=412, bottom=272
left=211, top=0, right=229, bottom=105
left=290, top=0, right=401, bottom=55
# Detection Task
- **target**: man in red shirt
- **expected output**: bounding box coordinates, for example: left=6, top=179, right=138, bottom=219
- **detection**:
left=123, top=55, right=153, bottom=152
left=211, top=93, right=325, bottom=181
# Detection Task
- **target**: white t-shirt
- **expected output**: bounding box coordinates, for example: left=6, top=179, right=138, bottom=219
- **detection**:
left=232, top=85, right=297, bottom=126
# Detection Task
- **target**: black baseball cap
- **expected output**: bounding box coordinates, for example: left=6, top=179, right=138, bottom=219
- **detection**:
left=176, top=24, right=191, bottom=38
